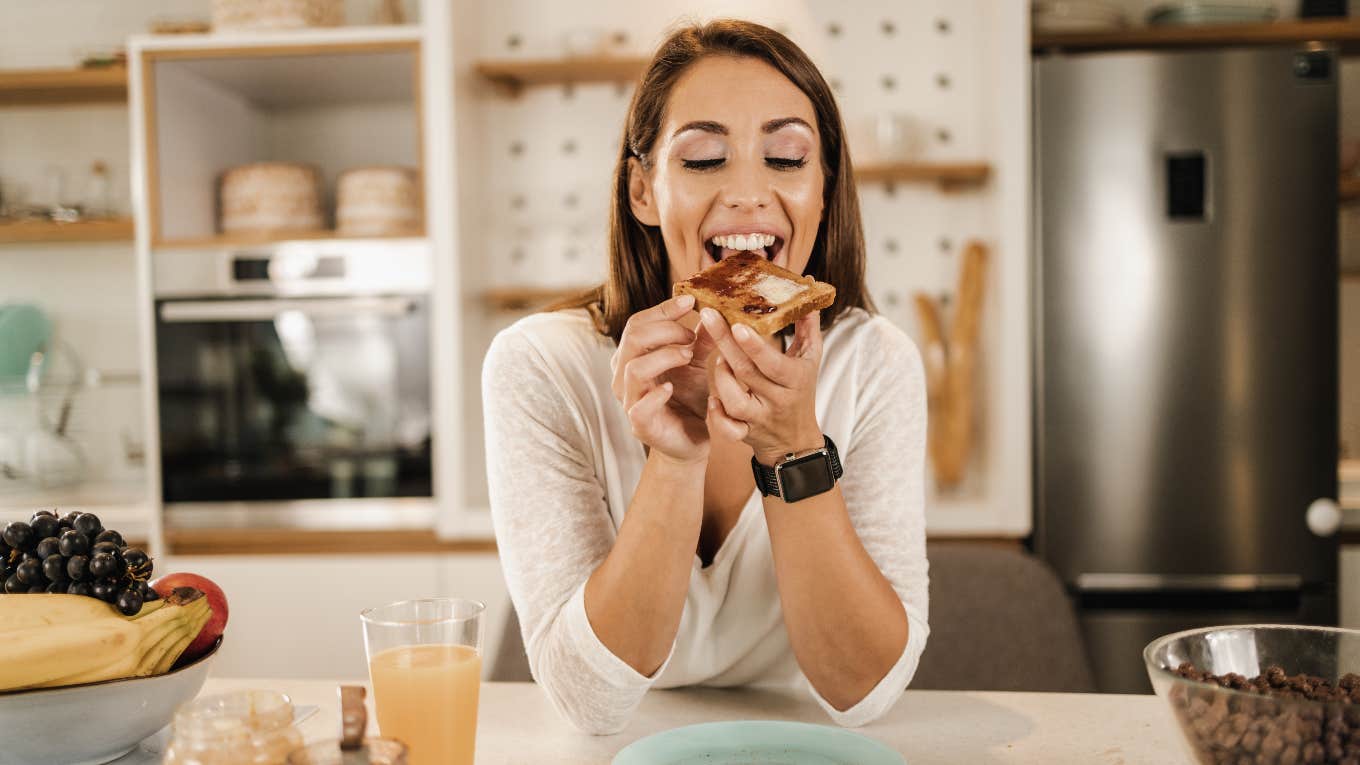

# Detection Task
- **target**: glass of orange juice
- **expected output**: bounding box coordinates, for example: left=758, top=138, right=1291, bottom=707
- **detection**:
left=360, top=598, right=485, bottom=765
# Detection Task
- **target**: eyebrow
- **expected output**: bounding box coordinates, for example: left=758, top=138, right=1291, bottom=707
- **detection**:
left=671, top=117, right=813, bottom=139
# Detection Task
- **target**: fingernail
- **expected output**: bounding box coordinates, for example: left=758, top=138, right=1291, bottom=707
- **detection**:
left=700, top=307, right=718, bottom=323
left=733, top=324, right=753, bottom=341
left=675, top=294, right=694, bottom=310
left=680, top=348, right=693, bottom=359
left=663, top=382, right=673, bottom=392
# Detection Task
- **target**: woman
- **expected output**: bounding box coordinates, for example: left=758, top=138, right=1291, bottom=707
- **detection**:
left=483, top=19, right=928, bottom=734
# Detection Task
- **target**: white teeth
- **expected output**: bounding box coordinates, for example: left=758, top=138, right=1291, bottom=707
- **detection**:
left=709, top=233, right=777, bottom=252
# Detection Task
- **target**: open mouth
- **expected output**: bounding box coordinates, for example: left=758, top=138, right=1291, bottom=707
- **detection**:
left=705, top=233, right=785, bottom=263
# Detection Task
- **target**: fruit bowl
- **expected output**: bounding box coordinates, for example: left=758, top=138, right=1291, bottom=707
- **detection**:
left=1145, top=625, right=1360, bottom=765
left=0, top=638, right=220, bottom=765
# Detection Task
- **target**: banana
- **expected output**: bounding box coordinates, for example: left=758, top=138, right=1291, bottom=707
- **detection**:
left=0, top=587, right=211, bottom=691
left=0, top=594, right=165, bottom=633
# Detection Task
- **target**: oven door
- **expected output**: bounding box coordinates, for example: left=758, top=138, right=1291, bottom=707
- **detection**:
left=155, top=294, right=431, bottom=503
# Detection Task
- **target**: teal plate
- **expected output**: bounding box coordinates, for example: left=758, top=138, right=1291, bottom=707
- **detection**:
left=612, top=721, right=905, bottom=765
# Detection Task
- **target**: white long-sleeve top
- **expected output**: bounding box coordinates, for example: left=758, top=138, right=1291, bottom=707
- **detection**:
left=482, top=306, right=930, bottom=735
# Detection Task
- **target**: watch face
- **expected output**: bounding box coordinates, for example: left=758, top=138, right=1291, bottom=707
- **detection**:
left=777, top=452, right=836, bottom=502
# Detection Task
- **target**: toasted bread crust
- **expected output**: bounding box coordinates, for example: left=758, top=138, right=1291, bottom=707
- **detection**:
left=672, top=252, right=836, bottom=335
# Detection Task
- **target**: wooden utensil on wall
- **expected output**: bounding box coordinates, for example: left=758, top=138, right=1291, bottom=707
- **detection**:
left=914, top=241, right=988, bottom=489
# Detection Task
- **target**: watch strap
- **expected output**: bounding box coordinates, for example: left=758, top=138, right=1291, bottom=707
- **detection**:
left=750, top=435, right=841, bottom=498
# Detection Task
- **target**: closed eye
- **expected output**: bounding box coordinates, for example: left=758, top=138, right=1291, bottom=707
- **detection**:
left=767, top=157, right=807, bottom=170
left=681, top=158, right=724, bottom=171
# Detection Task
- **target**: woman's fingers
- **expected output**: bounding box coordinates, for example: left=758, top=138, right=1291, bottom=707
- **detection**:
left=731, top=322, right=798, bottom=383
left=787, top=310, right=823, bottom=363
left=623, top=346, right=693, bottom=405
left=707, top=394, right=749, bottom=441
left=699, top=308, right=788, bottom=391
left=711, top=355, right=758, bottom=420
left=627, top=382, right=674, bottom=436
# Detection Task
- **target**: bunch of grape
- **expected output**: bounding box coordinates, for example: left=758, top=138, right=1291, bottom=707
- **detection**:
left=0, top=511, right=158, bottom=616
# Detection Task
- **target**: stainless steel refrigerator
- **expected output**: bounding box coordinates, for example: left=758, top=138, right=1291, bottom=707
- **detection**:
left=1033, top=47, right=1340, bottom=693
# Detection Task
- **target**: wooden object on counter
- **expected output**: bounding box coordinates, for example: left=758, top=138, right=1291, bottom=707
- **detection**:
left=915, top=241, right=988, bottom=489
left=1342, top=177, right=1360, bottom=204
left=0, top=218, right=134, bottom=244
left=475, top=56, right=648, bottom=95
left=1033, top=18, right=1360, bottom=56
left=165, top=527, right=496, bottom=556
left=855, top=161, right=991, bottom=190
left=0, top=66, right=127, bottom=107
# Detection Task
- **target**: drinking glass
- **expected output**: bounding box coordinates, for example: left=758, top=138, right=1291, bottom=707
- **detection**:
left=360, top=598, right=485, bottom=765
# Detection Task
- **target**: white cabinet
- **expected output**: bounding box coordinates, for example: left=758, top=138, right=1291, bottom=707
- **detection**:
left=163, top=554, right=508, bottom=680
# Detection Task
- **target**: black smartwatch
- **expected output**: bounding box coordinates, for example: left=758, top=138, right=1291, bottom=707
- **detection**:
left=751, top=435, right=843, bottom=503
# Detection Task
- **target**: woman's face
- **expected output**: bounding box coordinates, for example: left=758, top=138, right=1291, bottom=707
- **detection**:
left=629, top=55, right=825, bottom=284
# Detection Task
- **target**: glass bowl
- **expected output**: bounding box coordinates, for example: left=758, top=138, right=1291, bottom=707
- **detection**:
left=1145, top=625, right=1360, bottom=764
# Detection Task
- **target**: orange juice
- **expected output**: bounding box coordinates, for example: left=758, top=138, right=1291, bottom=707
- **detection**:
left=368, top=643, right=482, bottom=765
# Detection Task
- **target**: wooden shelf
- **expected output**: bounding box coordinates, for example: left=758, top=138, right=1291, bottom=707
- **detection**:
left=156, top=229, right=424, bottom=249
left=0, top=66, right=127, bottom=107
left=165, top=527, right=496, bottom=556
left=0, top=218, right=134, bottom=243
left=1033, top=19, right=1360, bottom=56
left=475, top=56, right=647, bottom=94
left=482, top=286, right=595, bottom=312
left=856, top=161, right=991, bottom=189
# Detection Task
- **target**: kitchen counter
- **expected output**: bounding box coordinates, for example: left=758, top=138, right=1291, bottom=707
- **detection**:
left=194, top=678, right=1186, bottom=764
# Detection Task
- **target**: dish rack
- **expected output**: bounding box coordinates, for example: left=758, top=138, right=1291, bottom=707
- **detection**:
left=0, top=342, right=98, bottom=491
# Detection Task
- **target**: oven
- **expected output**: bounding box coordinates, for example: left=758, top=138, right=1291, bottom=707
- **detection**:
left=152, top=241, right=432, bottom=517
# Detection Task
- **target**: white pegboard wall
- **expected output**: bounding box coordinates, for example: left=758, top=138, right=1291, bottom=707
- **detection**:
left=456, top=0, right=1027, bottom=529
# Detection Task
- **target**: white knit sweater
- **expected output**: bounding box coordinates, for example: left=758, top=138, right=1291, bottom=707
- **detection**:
left=482, top=306, right=930, bottom=734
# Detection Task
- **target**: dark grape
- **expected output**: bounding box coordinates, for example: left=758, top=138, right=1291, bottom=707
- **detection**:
left=122, top=548, right=151, bottom=576
left=29, top=514, right=60, bottom=540
left=59, top=511, right=80, bottom=527
left=42, top=555, right=68, bottom=582
left=137, top=581, right=159, bottom=601
left=73, top=513, right=102, bottom=538
left=2, top=521, right=32, bottom=549
left=91, top=541, right=119, bottom=557
left=26, top=584, right=45, bottom=593
left=66, top=554, right=89, bottom=582
left=91, top=580, right=117, bottom=602
left=15, top=558, right=43, bottom=585
left=35, top=537, right=61, bottom=560
left=67, top=581, right=93, bottom=597
left=94, top=529, right=124, bottom=549
left=30, top=510, right=55, bottom=519
left=58, top=529, right=89, bottom=557
left=115, top=588, right=143, bottom=616
left=89, top=552, right=116, bottom=579
left=4, top=574, right=24, bottom=594
left=44, top=581, right=66, bottom=593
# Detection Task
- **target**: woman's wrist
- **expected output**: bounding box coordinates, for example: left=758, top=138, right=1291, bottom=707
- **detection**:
left=754, top=425, right=824, bottom=467
left=648, top=447, right=709, bottom=471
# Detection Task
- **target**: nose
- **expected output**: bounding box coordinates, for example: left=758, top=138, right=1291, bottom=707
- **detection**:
left=720, top=159, right=770, bottom=210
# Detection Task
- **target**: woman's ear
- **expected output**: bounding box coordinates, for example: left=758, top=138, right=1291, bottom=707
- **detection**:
left=627, top=156, right=661, bottom=227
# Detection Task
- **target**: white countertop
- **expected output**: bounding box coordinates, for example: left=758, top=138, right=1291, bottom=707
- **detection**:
left=193, top=678, right=1188, bottom=764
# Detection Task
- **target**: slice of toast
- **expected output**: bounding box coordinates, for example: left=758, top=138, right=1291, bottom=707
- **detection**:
left=673, top=252, right=836, bottom=335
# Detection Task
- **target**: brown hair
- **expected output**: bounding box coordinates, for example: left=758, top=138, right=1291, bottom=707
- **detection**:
left=552, top=18, right=873, bottom=341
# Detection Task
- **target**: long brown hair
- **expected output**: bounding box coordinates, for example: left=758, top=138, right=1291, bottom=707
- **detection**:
left=552, top=18, right=873, bottom=341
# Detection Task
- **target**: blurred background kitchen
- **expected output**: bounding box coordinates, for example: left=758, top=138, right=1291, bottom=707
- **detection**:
left=0, top=0, right=1355, bottom=695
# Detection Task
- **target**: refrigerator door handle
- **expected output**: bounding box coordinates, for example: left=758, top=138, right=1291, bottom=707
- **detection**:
left=1075, top=573, right=1303, bottom=592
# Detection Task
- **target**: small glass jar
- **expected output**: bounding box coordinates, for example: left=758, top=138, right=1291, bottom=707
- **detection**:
left=163, top=690, right=304, bottom=765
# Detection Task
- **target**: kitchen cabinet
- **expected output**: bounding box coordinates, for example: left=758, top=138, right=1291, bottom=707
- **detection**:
left=162, top=553, right=509, bottom=680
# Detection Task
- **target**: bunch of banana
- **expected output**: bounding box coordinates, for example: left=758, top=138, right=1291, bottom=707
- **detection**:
left=0, top=587, right=211, bottom=691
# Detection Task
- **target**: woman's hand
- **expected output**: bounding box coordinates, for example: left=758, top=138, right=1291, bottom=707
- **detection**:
left=701, top=307, right=825, bottom=465
left=611, top=294, right=710, bottom=464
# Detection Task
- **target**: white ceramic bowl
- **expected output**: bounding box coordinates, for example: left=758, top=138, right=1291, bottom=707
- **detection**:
left=0, top=640, right=220, bottom=765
